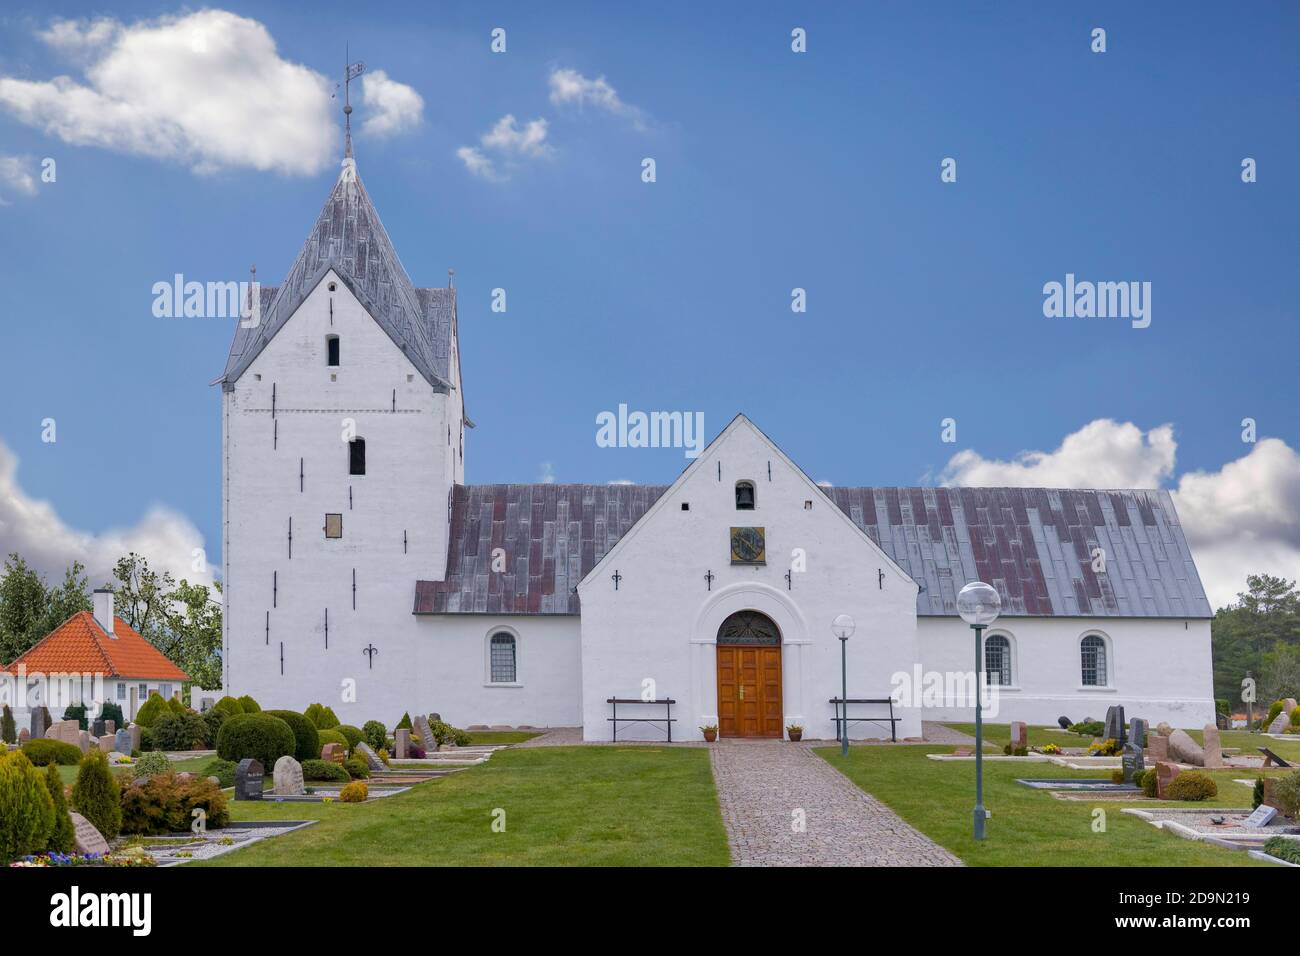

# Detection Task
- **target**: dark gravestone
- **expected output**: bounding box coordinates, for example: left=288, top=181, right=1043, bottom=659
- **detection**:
left=1057, top=716, right=1072, bottom=730
left=91, top=718, right=106, bottom=737
left=1129, top=717, right=1148, bottom=749
left=1104, top=705, right=1126, bottom=746
left=235, top=758, right=264, bottom=801
left=30, top=706, right=49, bottom=740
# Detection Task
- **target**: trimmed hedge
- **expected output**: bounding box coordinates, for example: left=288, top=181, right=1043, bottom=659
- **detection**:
left=265, top=710, right=320, bottom=764
left=316, top=728, right=348, bottom=755
left=21, top=739, right=82, bottom=767
left=133, top=693, right=169, bottom=729
left=1166, top=771, right=1218, bottom=802
left=344, top=759, right=370, bottom=779
left=304, top=703, right=340, bottom=729
left=236, top=695, right=261, bottom=713
left=151, top=710, right=208, bottom=751
left=339, top=781, right=367, bottom=803
left=71, top=750, right=121, bottom=840
left=215, top=713, right=295, bottom=772
left=336, top=724, right=364, bottom=750
left=0, top=751, right=55, bottom=864
left=212, top=696, right=245, bottom=719
left=302, top=759, right=350, bottom=782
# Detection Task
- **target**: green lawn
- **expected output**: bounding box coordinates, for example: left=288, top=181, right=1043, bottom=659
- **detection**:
left=1185, top=729, right=1300, bottom=762
left=943, top=722, right=1097, bottom=751
left=818, top=745, right=1271, bottom=867
left=464, top=730, right=542, bottom=745
left=197, top=745, right=729, bottom=866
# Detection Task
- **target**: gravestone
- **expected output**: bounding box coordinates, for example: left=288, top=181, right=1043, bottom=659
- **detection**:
left=1168, top=729, right=1205, bottom=766
left=1285, top=698, right=1298, bottom=717
left=1103, top=705, right=1126, bottom=746
left=321, top=742, right=345, bottom=764
left=1122, top=718, right=1147, bottom=783
left=1202, top=723, right=1224, bottom=769
left=1268, top=711, right=1290, bottom=735
left=1009, top=722, right=1027, bottom=751
left=1148, top=734, right=1170, bottom=762
left=70, top=811, right=109, bottom=857
left=91, top=718, right=106, bottom=737
left=114, top=729, right=131, bottom=754
left=30, top=707, right=49, bottom=740
left=234, top=758, right=264, bottom=800
left=105, top=720, right=116, bottom=734
left=77, top=731, right=90, bottom=753
left=413, top=714, right=434, bottom=750
left=127, top=725, right=141, bottom=754
left=395, top=728, right=410, bottom=759
left=355, top=741, right=384, bottom=771
left=273, top=755, right=305, bottom=795
left=18, top=728, right=29, bottom=743
left=1244, top=805, right=1278, bottom=829
left=48, top=720, right=80, bottom=746
left=1057, top=716, right=1072, bottom=730
left=1155, top=761, right=1181, bottom=799
left=1261, top=747, right=1292, bottom=769
left=97, top=734, right=115, bottom=754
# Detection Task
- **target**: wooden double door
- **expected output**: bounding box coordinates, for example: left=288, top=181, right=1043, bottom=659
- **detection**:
left=716, top=644, right=783, bottom=738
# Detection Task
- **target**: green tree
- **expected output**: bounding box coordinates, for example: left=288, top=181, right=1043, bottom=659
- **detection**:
left=112, top=554, right=222, bottom=688
left=1212, top=574, right=1300, bottom=704
left=0, top=554, right=51, bottom=662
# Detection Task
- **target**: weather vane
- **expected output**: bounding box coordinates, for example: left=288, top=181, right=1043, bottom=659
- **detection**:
left=340, top=44, right=365, bottom=158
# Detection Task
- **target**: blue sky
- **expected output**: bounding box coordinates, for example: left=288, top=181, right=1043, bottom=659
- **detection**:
left=0, top=1, right=1296, bottom=606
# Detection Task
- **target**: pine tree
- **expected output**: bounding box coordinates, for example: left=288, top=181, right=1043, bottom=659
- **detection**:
left=43, top=762, right=74, bottom=854
left=1, top=705, right=15, bottom=745
left=71, top=750, right=121, bottom=840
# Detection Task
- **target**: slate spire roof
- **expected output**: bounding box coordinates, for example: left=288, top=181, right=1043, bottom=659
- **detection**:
left=220, top=156, right=455, bottom=390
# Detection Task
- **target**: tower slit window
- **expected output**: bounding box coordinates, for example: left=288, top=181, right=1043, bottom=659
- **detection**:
left=349, top=438, right=366, bottom=476
left=326, top=335, right=340, bottom=367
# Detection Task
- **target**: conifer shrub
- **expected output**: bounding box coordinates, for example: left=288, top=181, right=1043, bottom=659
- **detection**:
left=43, top=762, right=74, bottom=854
left=316, top=728, right=348, bottom=753
left=215, top=713, right=295, bottom=772
left=264, top=710, right=320, bottom=764
left=1140, top=768, right=1158, bottom=798
left=201, top=708, right=226, bottom=748
left=1267, top=700, right=1286, bottom=726
left=21, top=739, right=81, bottom=766
left=212, top=696, right=245, bottom=719
left=166, top=696, right=186, bottom=715
left=1165, top=771, right=1217, bottom=802
left=133, top=692, right=169, bottom=728
left=134, top=751, right=171, bottom=778
left=302, top=759, right=350, bottom=782
left=336, top=724, right=364, bottom=750
left=362, top=720, right=387, bottom=752
left=99, top=701, right=124, bottom=728
left=0, top=751, right=55, bottom=863
left=151, top=710, right=208, bottom=751
left=304, top=702, right=340, bottom=729
left=396, top=712, right=412, bottom=730
left=71, top=750, right=121, bottom=840
left=344, top=758, right=370, bottom=779
left=338, top=781, right=367, bottom=803
left=1, top=704, right=15, bottom=744
left=237, top=695, right=260, bottom=713
left=120, top=771, right=229, bottom=835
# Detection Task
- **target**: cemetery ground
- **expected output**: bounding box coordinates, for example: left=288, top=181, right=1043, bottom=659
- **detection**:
left=198, top=745, right=730, bottom=867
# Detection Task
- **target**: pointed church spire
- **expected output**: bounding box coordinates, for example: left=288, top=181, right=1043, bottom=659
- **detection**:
left=342, top=47, right=365, bottom=161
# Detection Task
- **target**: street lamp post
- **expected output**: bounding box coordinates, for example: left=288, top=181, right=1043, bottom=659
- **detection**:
left=832, top=614, right=856, bottom=759
left=957, top=581, right=1001, bottom=841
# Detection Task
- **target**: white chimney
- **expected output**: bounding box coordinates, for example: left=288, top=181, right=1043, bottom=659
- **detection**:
left=92, top=588, right=116, bottom=637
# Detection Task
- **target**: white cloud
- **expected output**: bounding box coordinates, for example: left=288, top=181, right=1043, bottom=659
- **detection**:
left=938, top=420, right=1300, bottom=610
left=939, top=420, right=1176, bottom=489
left=359, top=69, right=423, bottom=138
left=548, top=67, right=646, bottom=129
left=0, top=439, right=213, bottom=592
left=457, top=114, right=551, bottom=181
left=0, top=11, right=420, bottom=177
left=0, top=155, right=38, bottom=204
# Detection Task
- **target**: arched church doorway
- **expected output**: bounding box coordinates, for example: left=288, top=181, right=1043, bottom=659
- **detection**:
left=716, top=610, right=783, bottom=738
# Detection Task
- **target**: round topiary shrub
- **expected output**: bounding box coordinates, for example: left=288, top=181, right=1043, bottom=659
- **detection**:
left=0, top=751, right=55, bottom=864
left=1166, top=771, right=1218, bottom=802
left=215, top=713, right=295, bottom=772
left=212, top=696, right=245, bottom=719
left=151, top=710, right=208, bottom=751
left=304, top=702, right=340, bottom=729
left=71, top=750, right=121, bottom=840
left=201, top=708, right=226, bottom=748
left=316, top=728, right=348, bottom=754
left=264, top=710, right=320, bottom=764
left=43, top=762, right=74, bottom=854
left=344, top=758, right=370, bottom=779
left=21, top=739, right=82, bottom=767
left=338, top=781, right=367, bottom=803
left=336, top=724, right=364, bottom=751
left=302, top=759, right=350, bottom=782
left=362, top=720, right=387, bottom=752
left=133, top=692, right=169, bottom=728
left=237, top=695, right=260, bottom=713
left=134, top=751, right=171, bottom=778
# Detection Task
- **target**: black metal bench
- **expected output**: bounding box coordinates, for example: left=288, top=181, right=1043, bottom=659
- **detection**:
left=607, top=698, right=677, bottom=742
left=829, top=697, right=899, bottom=743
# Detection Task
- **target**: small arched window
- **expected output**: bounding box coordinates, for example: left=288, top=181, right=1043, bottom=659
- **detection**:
left=326, top=335, right=340, bottom=367
left=349, top=437, right=366, bottom=476
left=489, top=632, right=517, bottom=683
left=983, top=634, right=1012, bottom=686
left=735, top=480, right=756, bottom=510
left=1081, top=634, right=1108, bottom=686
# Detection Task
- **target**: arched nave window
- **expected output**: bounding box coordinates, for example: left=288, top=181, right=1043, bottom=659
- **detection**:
left=983, top=633, right=1012, bottom=686
left=1080, top=634, right=1108, bottom=686
left=489, top=632, right=517, bottom=683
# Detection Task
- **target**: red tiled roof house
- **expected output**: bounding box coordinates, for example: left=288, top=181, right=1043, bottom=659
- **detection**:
left=3, top=588, right=188, bottom=722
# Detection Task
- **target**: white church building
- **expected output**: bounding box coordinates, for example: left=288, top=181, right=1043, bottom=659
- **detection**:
left=217, top=147, right=1216, bottom=741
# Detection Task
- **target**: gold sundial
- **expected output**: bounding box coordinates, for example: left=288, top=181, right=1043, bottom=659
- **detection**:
left=730, top=526, right=766, bottom=565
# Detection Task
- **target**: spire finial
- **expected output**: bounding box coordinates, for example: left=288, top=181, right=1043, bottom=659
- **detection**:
left=342, top=46, right=365, bottom=160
